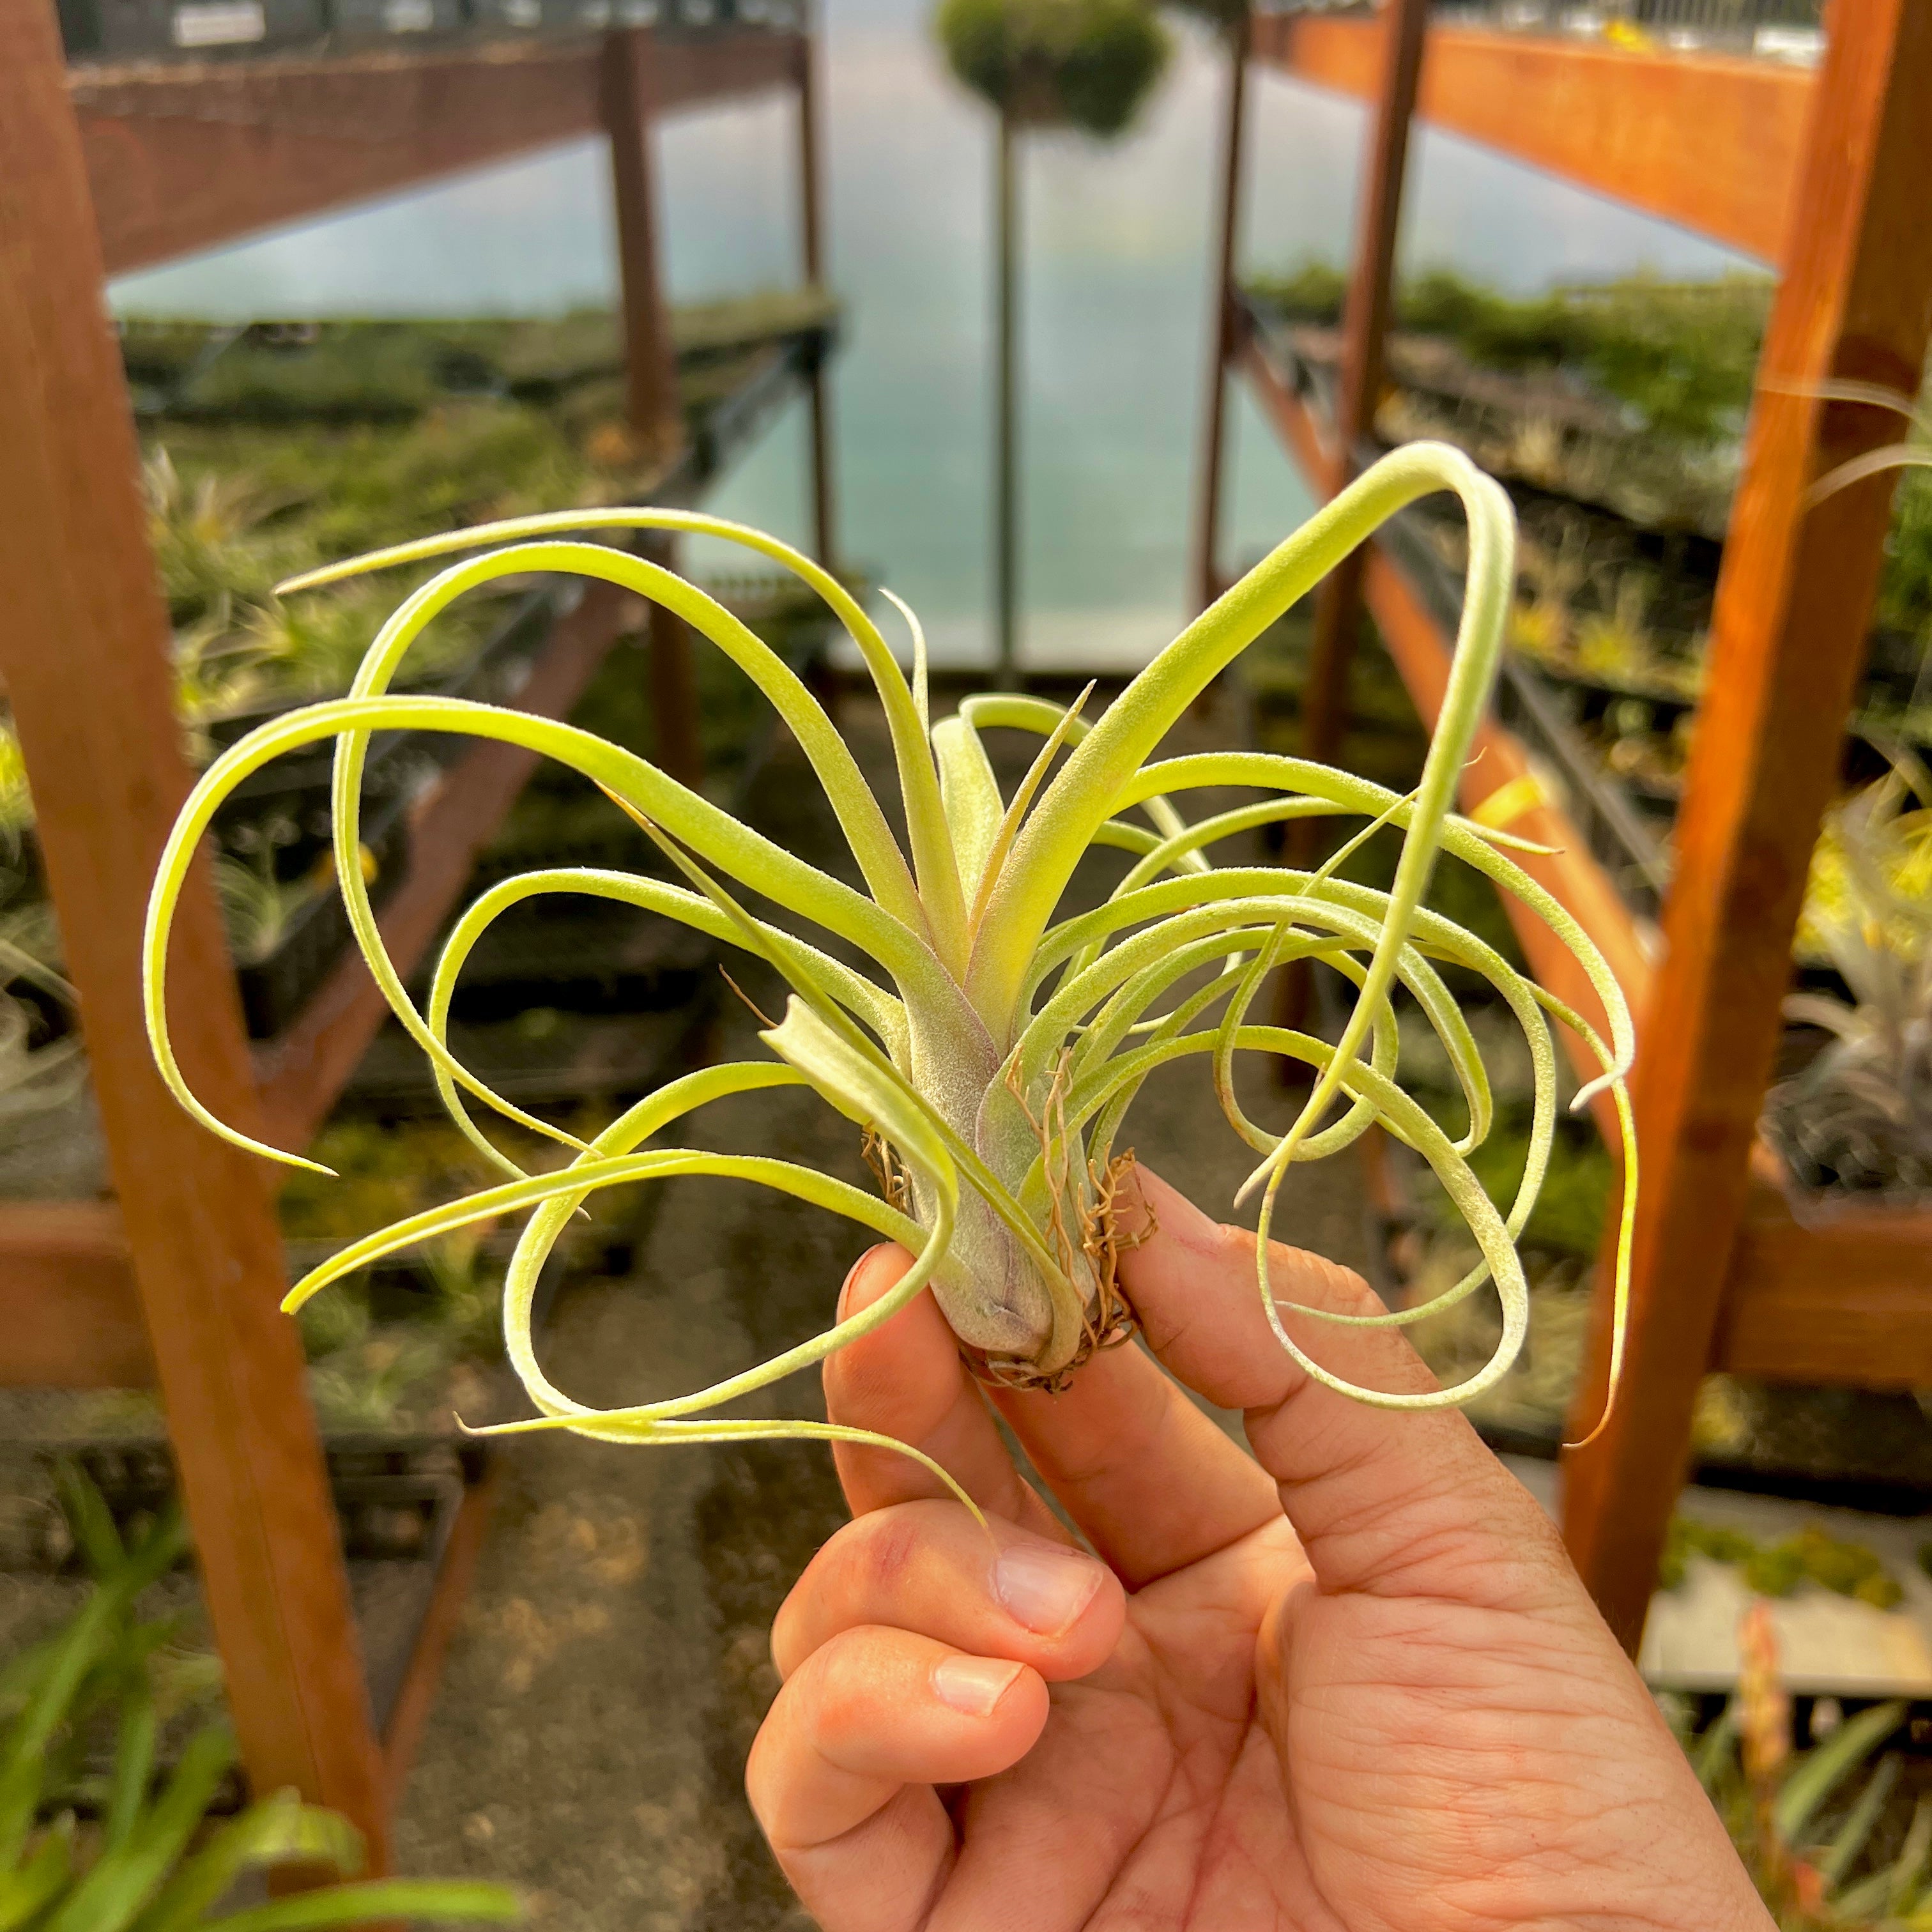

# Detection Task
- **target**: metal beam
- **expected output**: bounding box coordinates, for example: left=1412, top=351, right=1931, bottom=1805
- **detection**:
left=1301, top=0, right=1427, bottom=769
left=1190, top=15, right=1249, bottom=615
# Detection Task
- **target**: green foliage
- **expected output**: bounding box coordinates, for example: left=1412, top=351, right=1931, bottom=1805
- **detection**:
left=0, top=1471, right=518, bottom=1928
left=1249, top=262, right=1770, bottom=446
left=1880, top=467, right=1932, bottom=638
left=935, top=0, right=1170, bottom=134
left=1463, top=1115, right=1613, bottom=1261
left=1679, top=1610, right=1922, bottom=1930
left=1659, top=1515, right=1904, bottom=1609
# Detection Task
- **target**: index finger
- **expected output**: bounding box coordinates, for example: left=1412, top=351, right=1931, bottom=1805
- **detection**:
left=1119, top=1169, right=1575, bottom=1609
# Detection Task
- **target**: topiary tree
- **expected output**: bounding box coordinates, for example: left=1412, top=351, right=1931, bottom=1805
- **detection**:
left=934, top=0, right=1171, bottom=679
left=936, top=0, right=1172, bottom=135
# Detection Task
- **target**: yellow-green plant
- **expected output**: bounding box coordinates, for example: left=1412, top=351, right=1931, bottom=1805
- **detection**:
left=142, top=441, right=1635, bottom=1487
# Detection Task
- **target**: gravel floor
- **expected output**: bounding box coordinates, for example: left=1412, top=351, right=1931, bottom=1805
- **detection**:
left=389, top=686, right=1376, bottom=1928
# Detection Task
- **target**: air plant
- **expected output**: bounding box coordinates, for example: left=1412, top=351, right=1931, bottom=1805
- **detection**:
left=141, top=440, right=1635, bottom=1494
left=1766, top=749, right=1932, bottom=1195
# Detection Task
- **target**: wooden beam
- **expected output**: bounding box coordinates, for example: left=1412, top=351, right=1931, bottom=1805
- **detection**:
left=995, top=107, right=1020, bottom=684
left=1301, top=0, right=1427, bottom=768
left=1562, top=0, right=1932, bottom=1655
left=1360, top=549, right=1653, bottom=1090
left=77, top=30, right=804, bottom=276
left=1238, top=325, right=1333, bottom=483
left=1249, top=13, right=1809, bottom=264
left=1190, top=15, right=1249, bottom=615
left=797, top=19, right=838, bottom=569
left=255, top=580, right=641, bottom=1151
left=1717, top=1185, right=1932, bottom=1388
left=0, top=0, right=387, bottom=1862
left=604, top=29, right=684, bottom=454
left=380, top=1463, right=500, bottom=1809
left=602, top=29, right=703, bottom=788
left=0, top=1203, right=151, bottom=1388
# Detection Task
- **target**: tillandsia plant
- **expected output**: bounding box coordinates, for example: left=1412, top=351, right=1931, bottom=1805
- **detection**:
left=142, top=439, right=1636, bottom=1495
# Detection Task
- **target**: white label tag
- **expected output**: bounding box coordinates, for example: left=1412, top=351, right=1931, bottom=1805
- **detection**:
left=171, top=0, right=266, bottom=43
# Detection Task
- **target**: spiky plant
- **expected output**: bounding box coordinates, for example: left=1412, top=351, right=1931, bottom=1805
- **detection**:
left=143, top=441, right=1634, bottom=1492
left=1767, top=750, right=1932, bottom=1195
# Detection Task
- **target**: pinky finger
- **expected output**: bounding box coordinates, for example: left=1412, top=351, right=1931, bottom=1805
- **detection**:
left=746, top=1625, right=1050, bottom=1932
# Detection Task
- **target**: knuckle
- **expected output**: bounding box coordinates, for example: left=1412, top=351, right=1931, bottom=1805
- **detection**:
left=819, top=1500, right=946, bottom=1604
left=800, top=1627, right=883, bottom=1743
left=774, top=1504, right=954, bottom=1678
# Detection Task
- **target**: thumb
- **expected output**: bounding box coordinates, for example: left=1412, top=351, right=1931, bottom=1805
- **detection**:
left=1118, top=1168, right=1575, bottom=1612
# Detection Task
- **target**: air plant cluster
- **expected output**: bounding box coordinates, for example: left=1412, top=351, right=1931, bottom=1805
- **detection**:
left=142, top=441, right=1634, bottom=1489
left=1767, top=749, right=1932, bottom=1196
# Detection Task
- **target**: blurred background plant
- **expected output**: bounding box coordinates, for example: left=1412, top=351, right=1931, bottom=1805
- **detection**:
left=1664, top=1607, right=1929, bottom=1928
left=0, top=1468, right=518, bottom=1928
left=1766, top=751, right=1932, bottom=1197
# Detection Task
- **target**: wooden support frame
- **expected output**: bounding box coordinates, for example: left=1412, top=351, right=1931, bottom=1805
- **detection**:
left=2, top=0, right=836, bottom=1866
left=1206, top=0, right=1932, bottom=1653
left=75, top=32, right=805, bottom=276
left=1, top=1, right=388, bottom=1863
left=1300, top=0, right=1427, bottom=769
left=1247, top=12, right=1811, bottom=263
left=1563, top=0, right=1932, bottom=1653
left=603, top=31, right=703, bottom=788
left=797, top=12, right=838, bottom=569
left=604, top=29, right=685, bottom=457
left=1190, top=12, right=1248, bottom=615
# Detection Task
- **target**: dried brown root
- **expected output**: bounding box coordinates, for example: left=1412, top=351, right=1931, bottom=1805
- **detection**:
left=860, top=1124, right=912, bottom=1215
left=962, top=1057, right=1153, bottom=1393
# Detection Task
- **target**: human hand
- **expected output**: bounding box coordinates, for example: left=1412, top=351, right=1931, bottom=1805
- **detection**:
left=748, top=1169, right=1772, bottom=1931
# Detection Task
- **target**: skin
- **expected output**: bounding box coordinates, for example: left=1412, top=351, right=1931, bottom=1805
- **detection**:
left=747, top=1169, right=1774, bottom=1932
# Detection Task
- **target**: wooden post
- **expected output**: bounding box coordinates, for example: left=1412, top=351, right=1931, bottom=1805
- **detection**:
left=1191, top=12, right=1250, bottom=617
left=604, top=28, right=702, bottom=788
left=994, top=107, right=1020, bottom=686
left=1301, top=0, right=1428, bottom=766
left=646, top=537, right=705, bottom=791
left=603, top=28, right=682, bottom=457
left=0, top=0, right=388, bottom=1864
left=1563, top=0, right=1932, bottom=1653
left=797, top=16, right=838, bottom=570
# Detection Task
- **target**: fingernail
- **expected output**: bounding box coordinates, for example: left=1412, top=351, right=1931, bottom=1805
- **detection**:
left=993, top=1543, right=1106, bottom=1635
left=931, top=1655, right=1023, bottom=1717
